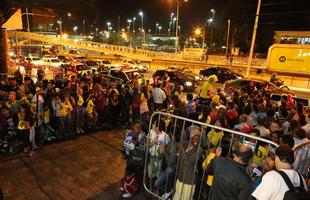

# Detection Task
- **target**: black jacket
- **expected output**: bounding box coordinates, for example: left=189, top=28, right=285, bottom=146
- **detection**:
left=206, top=157, right=252, bottom=200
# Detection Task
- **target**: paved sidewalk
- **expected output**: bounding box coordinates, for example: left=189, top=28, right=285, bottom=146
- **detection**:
left=0, top=130, right=145, bottom=200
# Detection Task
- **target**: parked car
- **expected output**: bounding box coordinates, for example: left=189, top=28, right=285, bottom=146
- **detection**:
left=43, top=58, right=63, bottom=68
left=25, top=57, right=44, bottom=66
left=95, top=59, right=112, bottom=67
left=168, top=66, right=203, bottom=81
left=122, top=59, right=149, bottom=72
left=57, top=55, right=71, bottom=65
left=83, top=60, right=100, bottom=70
left=199, top=67, right=243, bottom=83
left=153, top=70, right=198, bottom=92
left=101, top=68, right=144, bottom=84
left=223, top=78, right=295, bottom=96
left=75, top=64, right=92, bottom=75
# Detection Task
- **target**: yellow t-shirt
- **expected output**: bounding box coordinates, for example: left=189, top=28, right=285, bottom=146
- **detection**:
left=86, top=99, right=95, bottom=114
left=200, top=82, right=212, bottom=98
left=60, top=101, right=73, bottom=117
left=77, top=95, right=84, bottom=107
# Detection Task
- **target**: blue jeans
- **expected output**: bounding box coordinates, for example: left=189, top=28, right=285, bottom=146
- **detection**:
left=154, top=166, right=176, bottom=193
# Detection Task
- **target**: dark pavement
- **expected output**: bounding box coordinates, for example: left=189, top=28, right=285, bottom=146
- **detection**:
left=0, top=130, right=148, bottom=200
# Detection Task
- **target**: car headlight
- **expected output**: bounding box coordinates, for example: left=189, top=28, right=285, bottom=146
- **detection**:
left=185, top=81, right=193, bottom=86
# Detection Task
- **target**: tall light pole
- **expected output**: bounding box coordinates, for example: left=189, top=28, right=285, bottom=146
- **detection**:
left=139, top=11, right=145, bottom=43
left=246, top=0, right=262, bottom=77
left=107, top=22, right=111, bottom=32
left=132, top=17, right=136, bottom=47
left=175, top=1, right=180, bottom=53
left=57, top=18, right=62, bottom=35
left=139, top=11, right=144, bottom=30
left=83, top=19, right=86, bottom=36
left=226, top=19, right=231, bottom=56
left=156, top=23, right=159, bottom=36
left=127, top=19, right=132, bottom=32
left=175, top=0, right=188, bottom=54
left=73, top=26, right=78, bottom=35
left=106, top=22, right=111, bottom=43
left=209, top=9, right=215, bottom=47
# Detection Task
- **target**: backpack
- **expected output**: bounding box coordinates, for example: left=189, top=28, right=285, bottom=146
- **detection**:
left=276, top=170, right=309, bottom=200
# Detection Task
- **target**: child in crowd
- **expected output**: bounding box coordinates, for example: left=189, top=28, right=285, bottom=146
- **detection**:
left=86, top=94, right=98, bottom=130
left=17, top=104, right=33, bottom=156
left=186, top=93, right=196, bottom=115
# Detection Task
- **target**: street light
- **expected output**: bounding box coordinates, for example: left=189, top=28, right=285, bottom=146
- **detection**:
left=208, top=9, right=215, bottom=47
left=174, top=0, right=189, bottom=54
left=83, top=19, right=86, bottom=36
left=127, top=19, right=132, bottom=31
left=158, top=26, right=162, bottom=37
left=156, top=23, right=159, bottom=35
left=57, top=19, right=62, bottom=35
left=139, top=11, right=145, bottom=43
left=210, top=9, right=215, bottom=18
left=194, top=27, right=206, bottom=48
left=139, top=11, right=144, bottom=30
left=73, top=26, right=78, bottom=35
left=67, top=13, right=72, bottom=17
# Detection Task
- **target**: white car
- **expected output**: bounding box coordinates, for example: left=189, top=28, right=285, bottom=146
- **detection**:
left=25, top=57, right=44, bottom=66
left=121, top=59, right=149, bottom=72
left=43, top=58, right=63, bottom=68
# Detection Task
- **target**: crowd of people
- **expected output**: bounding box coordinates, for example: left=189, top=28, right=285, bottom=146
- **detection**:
left=121, top=76, right=310, bottom=199
left=0, top=69, right=309, bottom=199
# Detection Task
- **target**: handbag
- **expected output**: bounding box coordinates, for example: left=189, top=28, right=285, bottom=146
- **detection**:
left=128, top=147, right=146, bottom=167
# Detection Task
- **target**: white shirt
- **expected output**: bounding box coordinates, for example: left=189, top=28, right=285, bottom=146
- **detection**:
left=252, top=169, right=308, bottom=200
left=149, top=130, right=170, bottom=156
left=152, top=87, right=166, bottom=104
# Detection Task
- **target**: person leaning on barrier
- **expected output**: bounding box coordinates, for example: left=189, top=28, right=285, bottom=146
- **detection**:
left=173, top=127, right=203, bottom=200
left=205, top=143, right=253, bottom=200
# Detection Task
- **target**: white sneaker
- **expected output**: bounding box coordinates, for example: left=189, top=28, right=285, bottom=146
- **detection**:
left=122, top=193, right=132, bottom=198
left=162, top=191, right=172, bottom=200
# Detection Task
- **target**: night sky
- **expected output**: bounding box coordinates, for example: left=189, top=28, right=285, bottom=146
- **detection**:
left=92, top=0, right=310, bottom=32
left=14, top=0, right=310, bottom=32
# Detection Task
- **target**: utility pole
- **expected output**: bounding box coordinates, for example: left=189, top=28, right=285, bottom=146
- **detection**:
left=247, top=0, right=262, bottom=77
left=175, top=1, right=180, bottom=54
left=226, top=19, right=231, bottom=56
left=83, top=19, right=86, bottom=37
left=117, top=16, right=120, bottom=45
left=25, top=7, right=30, bottom=32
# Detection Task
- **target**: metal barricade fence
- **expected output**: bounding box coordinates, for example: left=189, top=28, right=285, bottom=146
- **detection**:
left=143, top=111, right=279, bottom=200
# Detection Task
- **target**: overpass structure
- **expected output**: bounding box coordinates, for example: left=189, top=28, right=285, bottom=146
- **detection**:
left=8, top=31, right=266, bottom=68
left=7, top=31, right=177, bottom=61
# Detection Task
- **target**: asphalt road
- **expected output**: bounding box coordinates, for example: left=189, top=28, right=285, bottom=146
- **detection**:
left=143, top=64, right=310, bottom=100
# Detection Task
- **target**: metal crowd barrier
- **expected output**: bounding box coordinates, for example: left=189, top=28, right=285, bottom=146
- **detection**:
left=143, top=111, right=279, bottom=200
